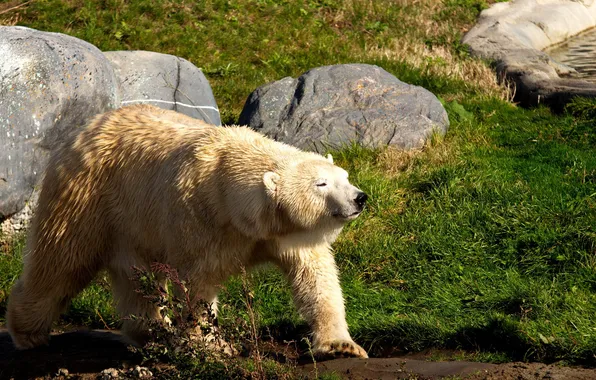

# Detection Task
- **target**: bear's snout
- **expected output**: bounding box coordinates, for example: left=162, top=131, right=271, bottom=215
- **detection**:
left=354, top=192, right=368, bottom=208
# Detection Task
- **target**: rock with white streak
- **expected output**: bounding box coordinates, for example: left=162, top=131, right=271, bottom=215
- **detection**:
left=104, top=50, right=221, bottom=126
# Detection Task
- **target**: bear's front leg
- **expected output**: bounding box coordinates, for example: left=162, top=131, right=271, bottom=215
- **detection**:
left=277, top=245, right=368, bottom=359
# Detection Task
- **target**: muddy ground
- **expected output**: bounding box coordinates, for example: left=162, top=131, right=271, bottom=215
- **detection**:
left=0, top=328, right=595, bottom=380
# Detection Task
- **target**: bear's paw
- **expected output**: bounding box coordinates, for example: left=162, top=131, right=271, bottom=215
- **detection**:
left=314, top=339, right=368, bottom=359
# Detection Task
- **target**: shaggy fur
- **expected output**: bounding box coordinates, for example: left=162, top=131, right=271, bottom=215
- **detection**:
left=6, top=104, right=368, bottom=358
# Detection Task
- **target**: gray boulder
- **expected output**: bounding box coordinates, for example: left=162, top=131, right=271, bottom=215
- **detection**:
left=0, top=26, right=120, bottom=218
left=0, top=27, right=221, bottom=234
left=104, top=51, right=221, bottom=126
left=239, top=64, right=449, bottom=152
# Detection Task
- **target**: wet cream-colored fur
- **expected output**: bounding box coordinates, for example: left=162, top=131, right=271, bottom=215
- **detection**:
left=6, top=104, right=368, bottom=358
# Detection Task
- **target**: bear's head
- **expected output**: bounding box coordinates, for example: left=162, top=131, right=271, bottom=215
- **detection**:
left=264, top=154, right=368, bottom=229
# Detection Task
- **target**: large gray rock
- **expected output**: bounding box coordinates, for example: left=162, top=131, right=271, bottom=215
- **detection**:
left=239, top=64, right=449, bottom=152
left=462, top=0, right=596, bottom=108
left=0, top=27, right=221, bottom=234
left=104, top=51, right=221, bottom=126
left=0, top=26, right=120, bottom=218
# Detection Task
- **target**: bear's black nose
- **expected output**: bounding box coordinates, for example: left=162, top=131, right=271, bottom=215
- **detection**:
left=355, top=192, right=368, bottom=207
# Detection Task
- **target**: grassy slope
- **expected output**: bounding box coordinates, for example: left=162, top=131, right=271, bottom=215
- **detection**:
left=1, top=0, right=595, bottom=366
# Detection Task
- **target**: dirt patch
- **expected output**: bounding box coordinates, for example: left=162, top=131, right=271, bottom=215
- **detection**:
left=300, top=358, right=596, bottom=380
left=466, top=362, right=596, bottom=380
left=0, top=328, right=595, bottom=380
left=299, top=357, right=496, bottom=379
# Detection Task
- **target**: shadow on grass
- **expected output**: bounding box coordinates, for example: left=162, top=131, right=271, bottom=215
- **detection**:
left=258, top=318, right=529, bottom=362
left=346, top=318, right=596, bottom=367
left=447, top=318, right=532, bottom=359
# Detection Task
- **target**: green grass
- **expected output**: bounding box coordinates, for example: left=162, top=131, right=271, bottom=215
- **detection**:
left=0, top=235, right=24, bottom=307
left=1, top=0, right=595, bottom=370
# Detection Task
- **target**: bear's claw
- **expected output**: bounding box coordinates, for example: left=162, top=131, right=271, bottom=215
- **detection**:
left=314, top=339, right=368, bottom=359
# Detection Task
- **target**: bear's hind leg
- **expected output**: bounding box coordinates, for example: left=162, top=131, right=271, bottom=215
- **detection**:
left=108, top=264, right=163, bottom=346
left=6, top=278, right=57, bottom=349
left=169, top=280, right=235, bottom=355
left=7, top=258, right=101, bottom=350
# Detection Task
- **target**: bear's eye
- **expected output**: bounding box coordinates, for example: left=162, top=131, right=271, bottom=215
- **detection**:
left=315, top=180, right=327, bottom=187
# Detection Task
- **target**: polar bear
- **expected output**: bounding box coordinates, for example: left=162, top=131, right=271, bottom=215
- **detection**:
left=6, top=104, right=369, bottom=358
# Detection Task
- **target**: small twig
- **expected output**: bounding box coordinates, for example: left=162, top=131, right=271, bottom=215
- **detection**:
left=241, top=267, right=265, bottom=379
left=302, top=337, right=318, bottom=379
left=0, top=1, right=32, bottom=16
left=96, top=309, right=112, bottom=330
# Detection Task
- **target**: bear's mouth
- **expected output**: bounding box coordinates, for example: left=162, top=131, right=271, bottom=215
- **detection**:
left=333, top=210, right=362, bottom=220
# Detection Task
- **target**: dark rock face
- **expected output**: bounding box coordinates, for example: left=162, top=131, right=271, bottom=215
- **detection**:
left=239, top=64, right=449, bottom=153
left=103, top=51, right=221, bottom=126
left=0, top=26, right=120, bottom=218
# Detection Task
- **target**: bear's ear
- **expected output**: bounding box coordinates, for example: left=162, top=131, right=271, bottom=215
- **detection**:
left=326, top=154, right=334, bottom=164
left=263, top=171, right=280, bottom=196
